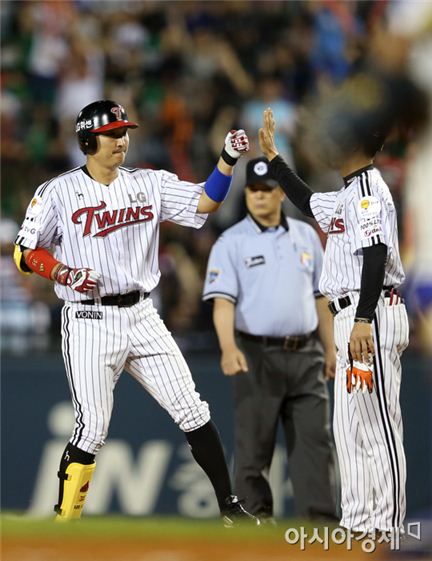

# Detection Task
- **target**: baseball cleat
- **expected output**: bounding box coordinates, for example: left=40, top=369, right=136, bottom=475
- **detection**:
left=256, top=514, right=277, bottom=526
left=221, top=495, right=261, bottom=528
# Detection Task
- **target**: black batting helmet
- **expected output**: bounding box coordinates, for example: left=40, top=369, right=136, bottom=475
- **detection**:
left=76, top=100, right=139, bottom=155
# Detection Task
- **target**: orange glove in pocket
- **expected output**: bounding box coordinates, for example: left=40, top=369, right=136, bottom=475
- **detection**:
left=346, top=362, right=374, bottom=394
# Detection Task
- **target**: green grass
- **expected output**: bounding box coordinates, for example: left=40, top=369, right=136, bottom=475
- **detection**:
left=1, top=513, right=310, bottom=542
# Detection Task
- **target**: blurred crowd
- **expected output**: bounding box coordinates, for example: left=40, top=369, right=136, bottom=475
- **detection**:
left=1, top=0, right=431, bottom=354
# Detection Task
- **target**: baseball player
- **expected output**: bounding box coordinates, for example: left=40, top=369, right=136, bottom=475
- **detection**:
left=259, top=108, right=409, bottom=536
left=13, top=99, right=258, bottom=526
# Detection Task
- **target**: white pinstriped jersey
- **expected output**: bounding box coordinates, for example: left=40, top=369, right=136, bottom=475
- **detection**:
left=310, top=166, right=405, bottom=300
left=16, top=166, right=207, bottom=302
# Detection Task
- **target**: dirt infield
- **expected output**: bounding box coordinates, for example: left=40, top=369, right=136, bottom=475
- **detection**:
left=2, top=536, right=383, bottom=561
left=1, top=516, right=389, bottom=561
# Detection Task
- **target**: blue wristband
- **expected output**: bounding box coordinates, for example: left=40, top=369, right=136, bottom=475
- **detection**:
left=204, top=167, right=232, bottom=203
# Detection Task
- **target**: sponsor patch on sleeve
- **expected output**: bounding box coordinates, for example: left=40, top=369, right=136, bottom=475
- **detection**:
left=359, top=216, right=384, bottom=240
left=27, top=196, right=43, bottom=217
left=208, top=269, right=220, bottom=284
left=358, top=196, right=381, bottom=216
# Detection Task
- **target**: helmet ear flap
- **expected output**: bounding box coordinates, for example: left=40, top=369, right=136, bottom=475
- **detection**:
left=78, top=132, right=97, bottom=155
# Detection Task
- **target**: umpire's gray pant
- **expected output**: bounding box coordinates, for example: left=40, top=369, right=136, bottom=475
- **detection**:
left=233, top=335, right=338, bottom=519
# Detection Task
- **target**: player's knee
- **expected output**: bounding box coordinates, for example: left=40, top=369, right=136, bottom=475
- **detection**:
left=177, top=400, right=211, bottom=432
left=73, top=424, right=109, bottom=455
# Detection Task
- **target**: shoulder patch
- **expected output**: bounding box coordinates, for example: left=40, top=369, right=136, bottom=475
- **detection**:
left=208, top=268, right=220, bottom=284
left=27, top=196, right=43, bottom=217
left=358, top=196, right=381, bottom=216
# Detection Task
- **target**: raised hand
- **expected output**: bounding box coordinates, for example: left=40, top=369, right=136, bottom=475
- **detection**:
left=224, top=129, right=250, bottom=160
left=259, top=108, right=279, bottom=161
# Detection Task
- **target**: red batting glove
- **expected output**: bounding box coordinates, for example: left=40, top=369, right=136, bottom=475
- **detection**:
left=55, top=265, right=101, bottom=293
left=225, top=129, right=250, bottom=158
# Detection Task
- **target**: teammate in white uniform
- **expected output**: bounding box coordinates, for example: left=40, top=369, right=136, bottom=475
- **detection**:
left=14, top=100, right=258, bottom=526
left=259, top=108, right=409, bottom=536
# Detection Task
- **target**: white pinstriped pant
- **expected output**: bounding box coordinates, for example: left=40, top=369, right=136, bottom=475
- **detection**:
left=60, top=297, right=210, bottom=454
left=333, top=293, right=409, bottom=532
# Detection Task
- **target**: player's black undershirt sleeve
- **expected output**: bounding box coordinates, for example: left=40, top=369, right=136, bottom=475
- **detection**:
left=356, top=243, right=388, bottom=320
left=268, top=155, right=314, bottom=218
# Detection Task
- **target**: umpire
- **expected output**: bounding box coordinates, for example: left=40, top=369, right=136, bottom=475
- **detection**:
left=202, top=157, right=338, bottom=521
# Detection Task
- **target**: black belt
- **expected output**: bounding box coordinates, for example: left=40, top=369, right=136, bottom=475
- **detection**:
left=80, top=290, right=149, bottom=308
left=328, top=287, right=402, bottom=317
left=236, top=330, right=312, bottom=351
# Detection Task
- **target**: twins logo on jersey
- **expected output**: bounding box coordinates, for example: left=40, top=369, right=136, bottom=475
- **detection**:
left=72, top=201, right=154, bottom=237
left=328, top=217, right=345, bottom=234
left=328, top=203, right=346, bottom=234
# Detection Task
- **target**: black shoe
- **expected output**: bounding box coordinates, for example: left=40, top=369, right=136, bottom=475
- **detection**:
left=258, top=514, right=277, bottom=526
left=221, top=495, right=261, bottom=528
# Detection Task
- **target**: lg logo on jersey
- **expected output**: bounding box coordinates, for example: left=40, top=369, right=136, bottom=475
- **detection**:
left=72, top=201, right=154, bottom=237
left=128, top=192, right=147, bottom=204
left=328, top=217, right=345, bottom=234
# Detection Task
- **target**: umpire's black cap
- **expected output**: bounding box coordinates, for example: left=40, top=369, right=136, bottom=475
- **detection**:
left=245, top=157, right=278, bottom=188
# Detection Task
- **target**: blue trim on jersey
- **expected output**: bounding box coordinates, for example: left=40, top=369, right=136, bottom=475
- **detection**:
left=204, top=167, right=232, bottom=203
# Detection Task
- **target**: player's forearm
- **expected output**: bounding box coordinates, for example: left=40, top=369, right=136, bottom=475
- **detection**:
left=20, top=247, right=62, bottom=280
left=212, top=298, right=237, bottom=351
left=17, top=246, right=100, bottom=292
left=316, top=296, right=336, bottom=353
left=197, top=157, right=234, bottom=214
left=356, top=243, right=387, bottom=322
left=197, top=131, right=249, bottom=214
left=268, top=155, right=314, bottom=218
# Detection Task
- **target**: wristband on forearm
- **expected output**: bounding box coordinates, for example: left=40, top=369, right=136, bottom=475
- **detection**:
left=220, top=148, right=237, bottom=166
left=204, top=167, right=232, bottom=203
left=25, top=247, right=61, bottom=280
left=354, top=317, right=372, bottom=324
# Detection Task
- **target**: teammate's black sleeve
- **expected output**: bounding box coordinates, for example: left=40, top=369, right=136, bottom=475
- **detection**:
left=268, top=155, right=314, bottom=217
left=356, top=243, right=388, bottom=320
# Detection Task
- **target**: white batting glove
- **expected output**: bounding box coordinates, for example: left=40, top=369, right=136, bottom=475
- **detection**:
left=221, top=129, right=250, bottom=165
left=55, top=265, right=101, bottom=293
